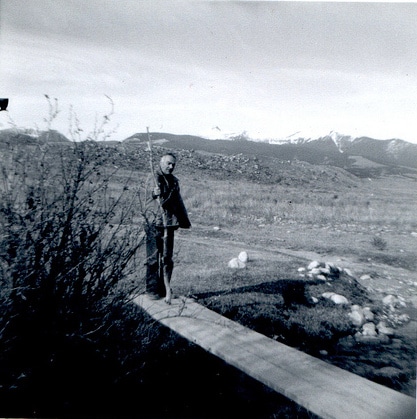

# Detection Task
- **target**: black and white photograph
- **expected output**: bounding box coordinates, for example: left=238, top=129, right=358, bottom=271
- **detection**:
left=1, top=1, right=416, bottom=418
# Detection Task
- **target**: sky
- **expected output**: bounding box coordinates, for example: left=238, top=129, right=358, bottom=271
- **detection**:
left=1, top=0, right=417, bottom=143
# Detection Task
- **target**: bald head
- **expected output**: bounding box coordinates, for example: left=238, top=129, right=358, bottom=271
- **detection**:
left=160, top=154, right=176, bottom=175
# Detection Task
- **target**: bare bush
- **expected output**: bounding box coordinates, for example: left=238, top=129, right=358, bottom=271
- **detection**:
left=0, top=132, right=145, bottom=396
left=371, top=236, right=388, bottom=251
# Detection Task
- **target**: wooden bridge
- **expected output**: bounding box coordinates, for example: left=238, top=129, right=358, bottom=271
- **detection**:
left=134, top=294, right=416, bottom=419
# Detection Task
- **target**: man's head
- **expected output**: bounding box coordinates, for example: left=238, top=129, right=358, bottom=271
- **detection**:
left=160, top=153, right=177, bottom=175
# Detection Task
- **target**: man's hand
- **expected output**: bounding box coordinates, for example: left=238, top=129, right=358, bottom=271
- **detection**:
left=153, top=186, right=161, bottom=197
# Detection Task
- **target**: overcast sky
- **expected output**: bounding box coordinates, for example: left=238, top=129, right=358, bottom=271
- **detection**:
left=1, top=0, right=417, bottom=143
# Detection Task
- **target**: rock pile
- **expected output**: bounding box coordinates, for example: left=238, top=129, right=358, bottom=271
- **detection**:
left=298, top=260, right=343, bottom=281
left=298, top=260, right=411, bottom=345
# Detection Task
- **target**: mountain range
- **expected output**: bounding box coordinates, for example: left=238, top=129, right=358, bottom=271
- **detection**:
left=125, top=130, right=417, bottom=177
left=1, top=128, right=416, bottom=178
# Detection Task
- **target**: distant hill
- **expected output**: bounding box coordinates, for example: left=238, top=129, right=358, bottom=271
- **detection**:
left=1, top=128, right=416, bottom=181
left=125, top=131, right=417, bottom=178
left=0, top=128, right=70, bottom=145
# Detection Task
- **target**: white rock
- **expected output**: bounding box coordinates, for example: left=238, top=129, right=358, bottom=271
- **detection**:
left=362, top=307, right=375, bottom=322
left=362, top=322, right=377, bottom=337
left=321, top=292, right=349, bottom=305
left=348, top=310, right=366, bottom=327
left=213, top=226, right=221, bottom=231
left=343, top=268, right=354, bottom=277
left=310, top=268, right=323, bottom=275
left=308, top=260, right=321, bottom=270
left=325, top=262, right=339, bottom=273
left=228, top=258, right=246, bottom=269
left=330, top=294, right=349, bottom=305
left=298, top=267, right=306, bottom=272
left=311, top=297, right=319, bottom=304
left=316, top=274, right=327, bottom=281
left=351, top=304, right=362, bottom=312
left=376, top=321, right=395, bottom=336
left=238, top=251, right=248, bottom=263
left=360, top=274, right=372, bottom=281
left=319, top=267, right=331, bottom=275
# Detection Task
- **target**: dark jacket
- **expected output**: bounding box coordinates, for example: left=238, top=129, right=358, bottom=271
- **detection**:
left=151, top=170, right=191, bottom=229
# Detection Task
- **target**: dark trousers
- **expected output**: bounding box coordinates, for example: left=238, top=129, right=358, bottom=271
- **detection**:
left=145, top=224, right=175, bottom=297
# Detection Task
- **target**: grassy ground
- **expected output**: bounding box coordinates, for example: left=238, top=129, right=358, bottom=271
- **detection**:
left=160, top=173, right=417, bottom=398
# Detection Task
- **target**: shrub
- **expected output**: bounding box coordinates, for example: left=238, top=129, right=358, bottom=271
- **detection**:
left=371, top=236, right=388, bottom=251
left=0, top=134, right=145, bottom=410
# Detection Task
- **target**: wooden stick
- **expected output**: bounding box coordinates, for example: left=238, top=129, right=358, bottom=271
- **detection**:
left=146, top=127, right=172, bottom=304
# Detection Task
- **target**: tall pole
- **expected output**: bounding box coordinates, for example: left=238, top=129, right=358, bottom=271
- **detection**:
left=146, top=127, right=172, bottom=304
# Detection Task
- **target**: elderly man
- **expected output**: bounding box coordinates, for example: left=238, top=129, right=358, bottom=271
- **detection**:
left=145, top=153, right=191, bottom=300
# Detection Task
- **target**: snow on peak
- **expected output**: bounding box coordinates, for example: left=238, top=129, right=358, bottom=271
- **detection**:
left=327, top=131, right=354, bottom=152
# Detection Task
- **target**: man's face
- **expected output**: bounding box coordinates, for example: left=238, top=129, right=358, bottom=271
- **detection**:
left=160, top=155, right=176, bottom=175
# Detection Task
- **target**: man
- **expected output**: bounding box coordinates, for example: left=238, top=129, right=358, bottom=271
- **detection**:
left=145, top=153, right=191, bottom=300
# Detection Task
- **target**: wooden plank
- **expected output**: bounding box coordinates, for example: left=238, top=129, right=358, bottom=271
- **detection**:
left=134, top=294, right=416, bottom=419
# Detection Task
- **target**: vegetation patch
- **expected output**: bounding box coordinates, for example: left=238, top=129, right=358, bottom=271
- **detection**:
left=194, top=272, right=416, bottom=396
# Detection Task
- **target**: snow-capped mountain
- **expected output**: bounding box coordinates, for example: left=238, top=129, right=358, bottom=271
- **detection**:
left=221, top=130, right=417, bottom=170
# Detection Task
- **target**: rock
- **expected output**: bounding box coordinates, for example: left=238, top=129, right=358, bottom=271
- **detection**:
left=360, top=274, right=372, bottom=281
left=310, top=268, right=323, bottom=276
left=376, top=321, right=395, bottom=336
left=319, top=350, right=328, bottom=356
left=343, top=268, right=354, bottom=277
left=298, top=267, right=306, bottom=272
left=362, top=322, right=377, bottom=337
left=311, top=296, right=319, bottom=304
left=322, top=292, right=349, bottom=305
left=228, top=257, right=246, bottom=269
left=213, top=226, right=221, bottom=231
left=325, top=262, right=340, bottom=275
left=362, top=307, right=375, bottom=322
left=348, top=310, right=366, bottom=327
left=308, top=260, right=321, bottom=270
left=238, top=251, right=248, bottom=263
left=330, top=294, right=349, bottom=305
left=318, top=267, right=331, bottom=276
left=316, top=274, right=327, bottom=281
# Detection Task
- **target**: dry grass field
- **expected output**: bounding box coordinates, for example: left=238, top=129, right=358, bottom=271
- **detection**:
left=136, top=156, right=417, bottom=398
